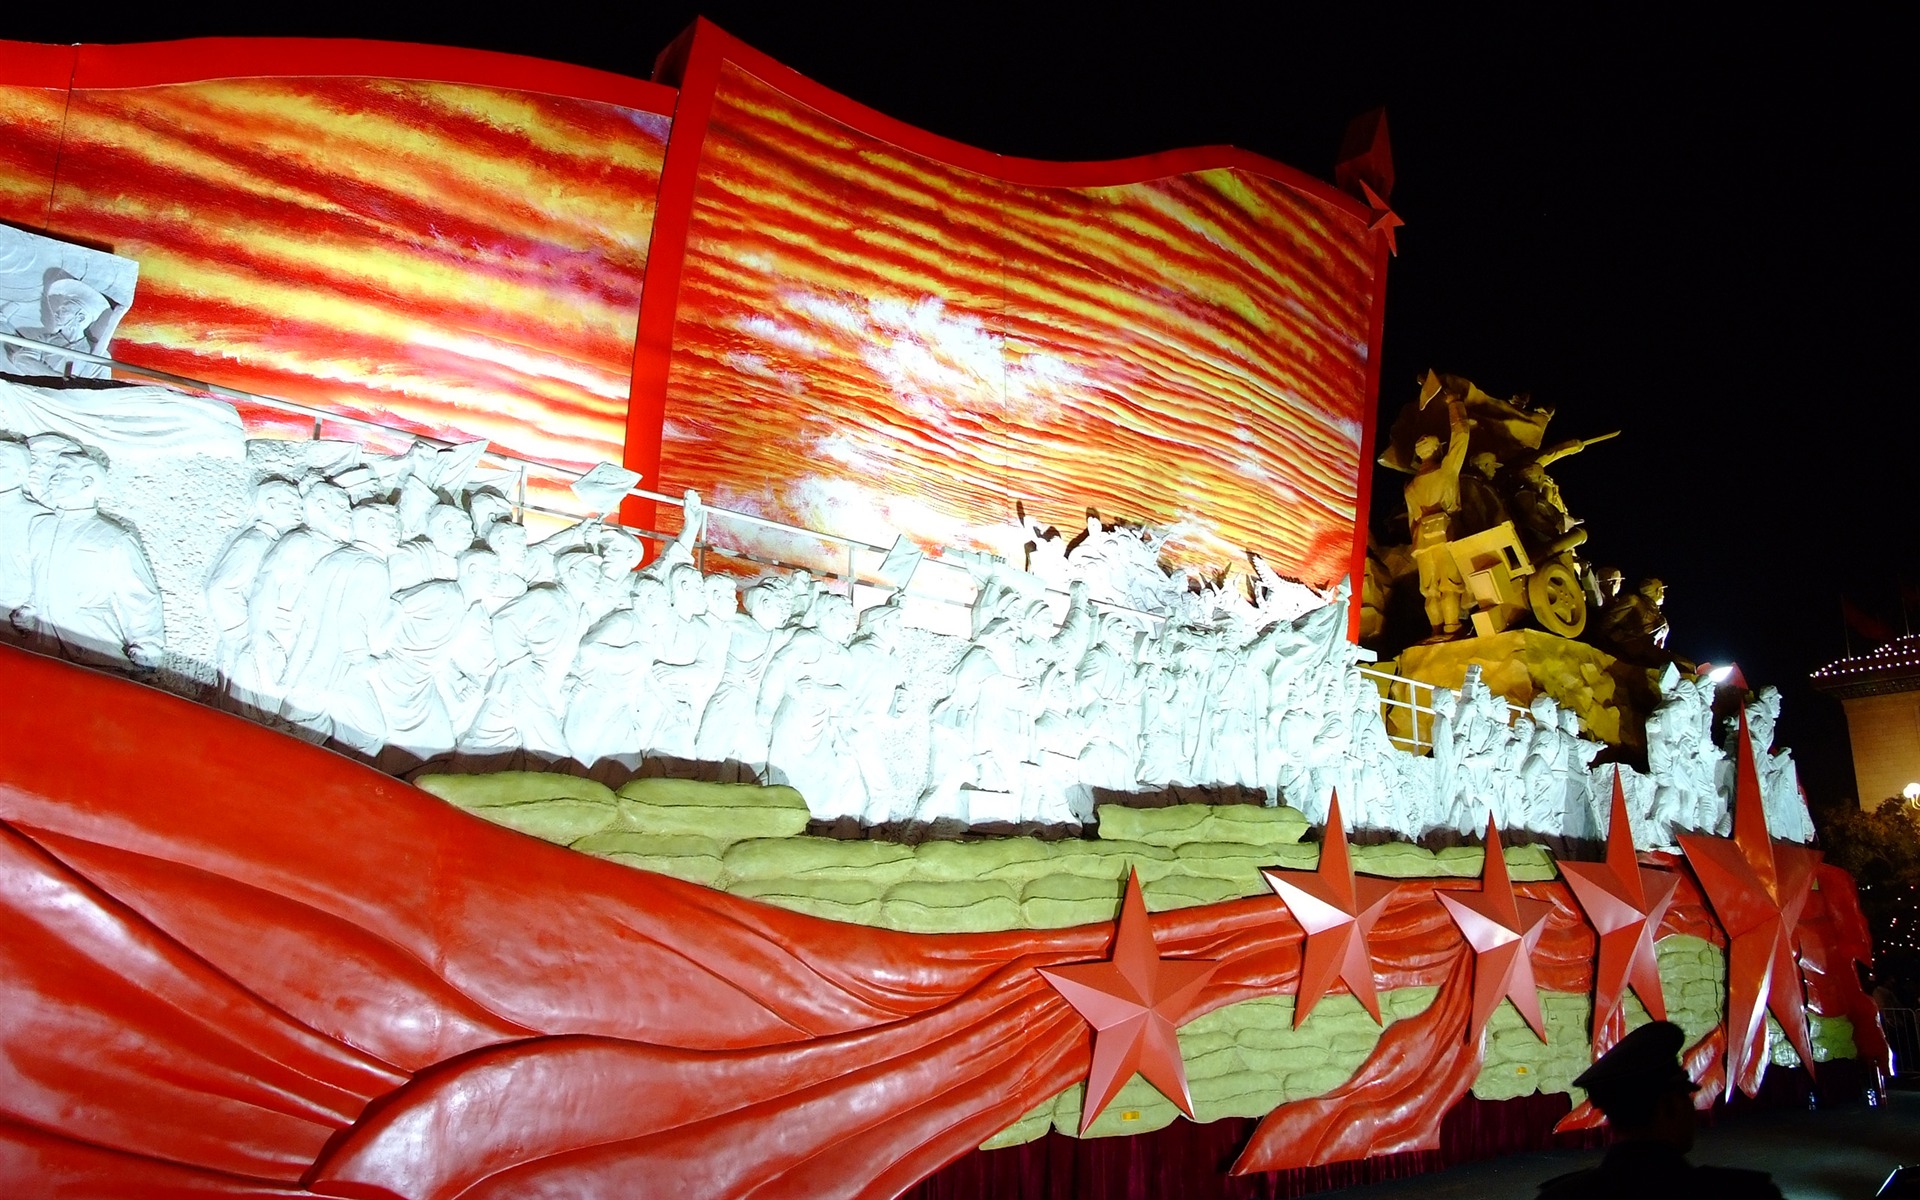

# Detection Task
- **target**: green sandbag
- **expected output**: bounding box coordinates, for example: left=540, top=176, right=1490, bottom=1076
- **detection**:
left=723, top=837, right=919, bottom=884
left=1191, top=804, right=1311, bottom=847
left=1095, top=802, right=1308, bottom=848
left=599, top=851, right=726, bottom=888
left=616, top=777, right=808, bottom=810
left=1347, top=842, right=1557, bottom=881
left=415, top=771, right=621, bottom=844
left=1037, top=840, right=1177, bottom=881
left=882, top=878, right=1023, bottom=933
left=1019, top=874, right=1126, bottom=929
left=572, top=830, right=728, bottom=873
left=416, top=770, right=617, bottom=807
left=1144, top=874, right=1254, bottom=909
left=909, top=838, right=1058, bottom=882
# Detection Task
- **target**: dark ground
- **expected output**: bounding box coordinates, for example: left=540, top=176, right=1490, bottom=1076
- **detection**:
left=1325, top=1087, right=1919, bottom=1200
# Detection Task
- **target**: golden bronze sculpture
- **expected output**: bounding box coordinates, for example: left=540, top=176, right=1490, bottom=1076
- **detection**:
left=1379, top=371, right=1618, bottom=645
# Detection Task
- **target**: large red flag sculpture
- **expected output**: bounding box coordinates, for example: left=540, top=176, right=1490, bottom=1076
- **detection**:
left=1677, top=711, right=1822, bottom=1096
left=1261, top=792, right=1399, bottom=1025
left=1038, top=869, right=1221, bottom=1133
left=1438, top=816, right=1556, bottom=1044
left=1559, top=769, right=1680, bottom=1052
left=0, top=644, right=1883, bottom=1193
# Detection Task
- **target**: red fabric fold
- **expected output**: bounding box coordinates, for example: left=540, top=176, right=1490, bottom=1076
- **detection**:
left=0, top=645, right=1845, bottom=1197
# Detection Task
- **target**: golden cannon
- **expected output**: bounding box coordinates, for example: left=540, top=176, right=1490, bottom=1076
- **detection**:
left=1439, top=519, right=1587, bottom=639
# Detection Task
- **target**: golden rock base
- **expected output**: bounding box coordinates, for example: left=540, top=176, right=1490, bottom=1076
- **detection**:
left=1392, top=629, right=1660, bottom=747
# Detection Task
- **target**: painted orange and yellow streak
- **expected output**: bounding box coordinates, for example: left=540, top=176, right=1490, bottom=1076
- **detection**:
left=658, top=64, right=1377, bottom=585
left=2, top=76, right=667, bottom=482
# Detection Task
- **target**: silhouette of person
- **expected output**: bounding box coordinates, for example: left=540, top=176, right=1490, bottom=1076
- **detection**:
left=1537, top=1020, right=1782, bottom=1199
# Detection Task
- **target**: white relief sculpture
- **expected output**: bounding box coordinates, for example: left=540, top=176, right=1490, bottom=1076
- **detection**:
left=242, top=481, right=353, bottom=711
left=206, top=478, right=302, bottom=679
left=389, top=503, right=475, bottom=592
left=279, top=502, right=400, bottom=752
left=461, top=581, right=574, bottom=762
left=442, top=548, right=509, bottom=736
left=693, top=578, right=796, bottom=780
left=564, top=576, right=676, bottom=776
left=0, top=226, right=139, bottom=380
left=1722, top=685, right=1814, bottom=844
left=840, top=599, right=929, bottom=821
left=14, top=450, right=166, bottom=669
left=0, top=439, right=44, bottom=629
left=368, top=580, right=463, bottom=765
left=0, top=377, right=1818, bottom=850
left=1646, top=664, right=1726, bottom=841
left=760, top=594, right=863, bottom=819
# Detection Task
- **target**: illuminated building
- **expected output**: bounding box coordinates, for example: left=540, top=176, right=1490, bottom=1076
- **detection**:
left=1811, top=635, right=1920, bottom=810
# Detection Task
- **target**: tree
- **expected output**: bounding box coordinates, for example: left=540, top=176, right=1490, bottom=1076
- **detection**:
left=1818, top=798, right=1920, bottom=995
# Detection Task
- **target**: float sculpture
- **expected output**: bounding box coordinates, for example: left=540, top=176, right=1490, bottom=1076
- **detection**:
left=0, top=22, right=1881, bottom=1200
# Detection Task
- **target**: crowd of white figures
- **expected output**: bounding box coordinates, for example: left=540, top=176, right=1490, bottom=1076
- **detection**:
left=0, top=419, right=1814, bottom=848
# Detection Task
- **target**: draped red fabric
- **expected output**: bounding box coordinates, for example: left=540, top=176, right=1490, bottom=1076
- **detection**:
left=0, top=645, right=1855, bottom=1198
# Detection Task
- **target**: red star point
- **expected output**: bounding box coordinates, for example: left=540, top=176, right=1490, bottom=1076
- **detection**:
left=1039, top=869, right=1220, bottom=1133
left=1438, top=815, right=1556, bottom=1044
left=1560, top=768, right=1681, bottom=1052
left=1677, top=711, right=1821, bottom=1096
left=1360, top=180, right=1404, bottom=256
left=1262, top=792, right=1399, bottom=1025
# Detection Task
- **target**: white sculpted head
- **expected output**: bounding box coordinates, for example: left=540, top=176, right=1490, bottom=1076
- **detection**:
left=813, top=594, right=856, bottom=646
left=743, top=581, right=792, bottom=632
left=556, top=550, right=606, bottom=604
left=467, top=490, right=513, bottom=536
left=704, top=573, right=738, bottom=616
left=456, top=547, right=503, bottom=605
left=351, top=502, right=401, bottom=557
left=26, top=433, right=84, bottom=500
left=600, top=528, right=645, bottom=578
left=254, top=479, right=303, bottom=534
left=43, top=278, right=111, bottom=341
left=42, top=452, right=106, bottom=512
left=426, top=504, right=475, bottom=555
left=667, top=563, right=707, bottom=620
left=303, top=482, right=352, bottom=543
left=629, top=574, right=670, bottom=626
left=486, top=521, right=529, bottom=572
left=855, top=599, right=903, bottom=650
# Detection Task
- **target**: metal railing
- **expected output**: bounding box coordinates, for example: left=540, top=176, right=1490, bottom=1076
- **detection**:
left=1355, top=665, right=1535, bottom=755
left=1884, top=1007, right=1919, bottom=1078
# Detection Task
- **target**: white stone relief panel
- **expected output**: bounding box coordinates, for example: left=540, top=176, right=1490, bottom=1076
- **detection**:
left=0, top=226, right=140, bottom=380
left=0, top=375, right=1811, bottom=849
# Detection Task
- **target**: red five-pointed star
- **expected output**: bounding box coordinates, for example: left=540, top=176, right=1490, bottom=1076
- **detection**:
left=1039, top=869, right=1220, bottom=1134
left=1360, top=180, right=1405, bottom=256
left=1560, top=769, right=1681, bottom=1053
left=1262, top=792, right=1399, bottom=1026
left=1438, top=816, right=1556, bottom=1044
left=1677, top=711, right=1822, bottom=1096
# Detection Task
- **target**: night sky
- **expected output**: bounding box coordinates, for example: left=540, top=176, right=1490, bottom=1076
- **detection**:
left=12, top=5, right=1911, bottom=807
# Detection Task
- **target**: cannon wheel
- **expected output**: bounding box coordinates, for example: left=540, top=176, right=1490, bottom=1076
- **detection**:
left=1528, top=559, right=1587, bottom=638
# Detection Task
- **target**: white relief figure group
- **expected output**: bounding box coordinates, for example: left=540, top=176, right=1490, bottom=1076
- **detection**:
left=0, top=411, right=1816, bottom=849
left=0, top=434, right=165, bottom=670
